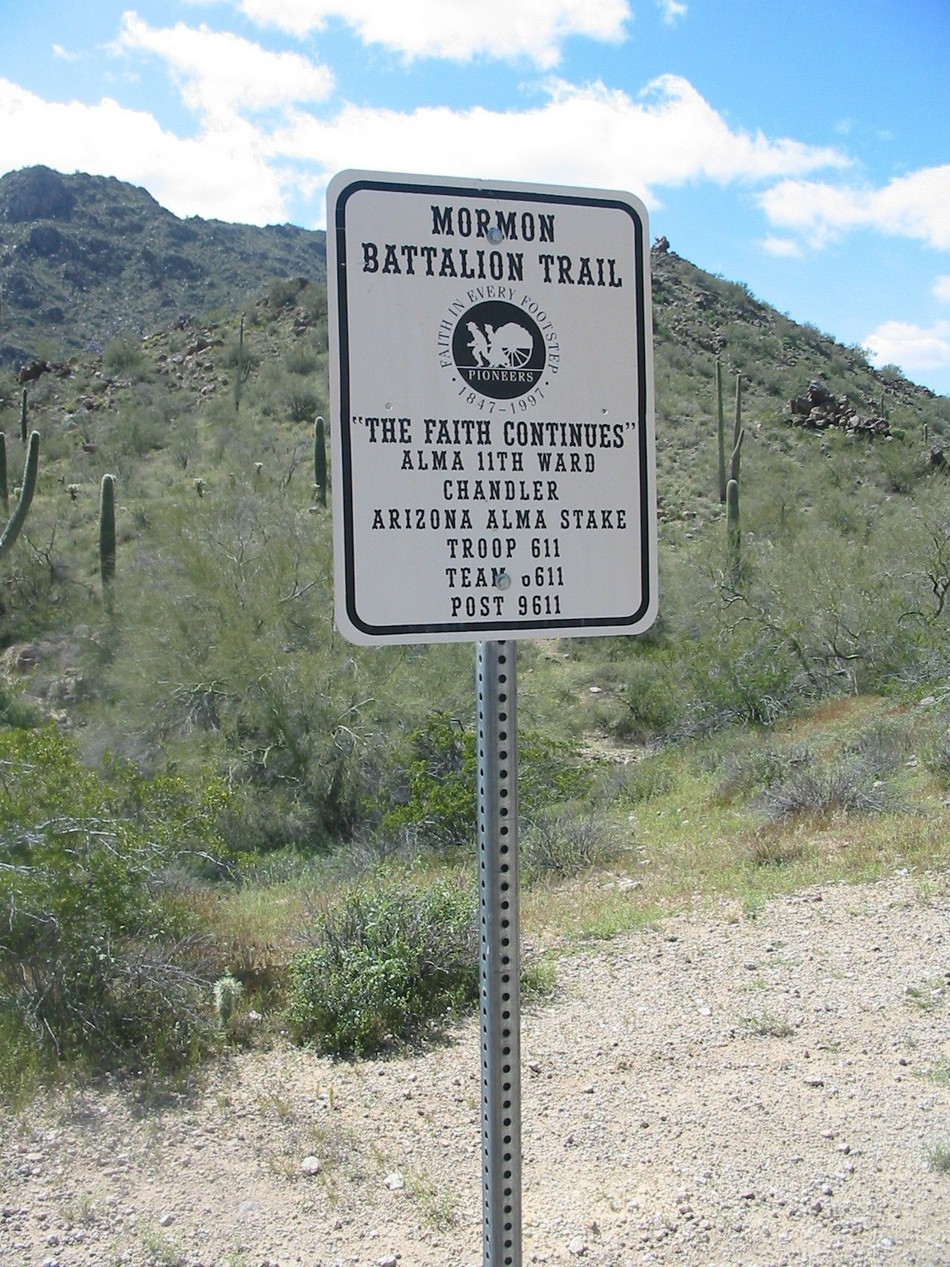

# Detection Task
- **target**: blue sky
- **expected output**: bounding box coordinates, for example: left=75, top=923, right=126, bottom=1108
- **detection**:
left=2, top=0, right=949, bottom=394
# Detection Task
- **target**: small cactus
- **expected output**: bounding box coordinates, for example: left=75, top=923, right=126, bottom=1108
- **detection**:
left=730, top=427, right=744, bottom=485
left=314, top=415, right=327, bottom=507
left=99, top=473, right=116, bottom=585
left=0, top=430, right=40, bottom=562
left=19, top=389, right=27, bottom=444
left=213, top=975, right=244, bottom=1030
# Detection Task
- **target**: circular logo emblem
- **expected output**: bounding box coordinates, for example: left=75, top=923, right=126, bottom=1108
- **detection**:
left=450, top=300, right=546, bottom=400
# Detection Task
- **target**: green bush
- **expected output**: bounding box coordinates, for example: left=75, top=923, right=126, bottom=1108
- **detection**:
left=103, top=331, right=148, bottom=378
left=378, top=712, right=593, bottom=851
left=0, top=727, right=227, bottom=1075
left=285, top=385, right=324, bottom=422
left=922, top=713, right=950, bottom=784
left=97, top=490, right=383, bottom=850
left=286, top=875, right=478, bottom=1055
left=0, top=679, right=39, bottom=729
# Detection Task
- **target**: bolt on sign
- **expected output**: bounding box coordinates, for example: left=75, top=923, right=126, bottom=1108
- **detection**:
left=327, top=170, right=657, bottom=645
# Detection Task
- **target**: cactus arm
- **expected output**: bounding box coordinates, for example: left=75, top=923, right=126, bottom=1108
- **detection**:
left=0, top=430, right=39, bottom=562
left=730, top=427, right=744, bottom=485
left=733, top=372, right=742, bottom=444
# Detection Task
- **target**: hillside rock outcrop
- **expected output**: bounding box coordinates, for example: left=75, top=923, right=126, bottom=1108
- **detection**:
left=787, top=379, right=892, bottom=437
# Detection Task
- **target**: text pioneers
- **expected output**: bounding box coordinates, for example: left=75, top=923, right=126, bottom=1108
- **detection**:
left=327, top=170, right=657, bottom=645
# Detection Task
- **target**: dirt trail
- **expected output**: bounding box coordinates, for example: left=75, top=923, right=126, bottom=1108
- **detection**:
left=2, top=872, right=949, bottom=1267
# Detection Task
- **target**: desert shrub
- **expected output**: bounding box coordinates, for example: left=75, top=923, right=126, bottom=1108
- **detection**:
left=0, top=727, right=225, bottom=1075
left=299, top=282, right=328, bottom=324
left=747, top=827, right=810, bottom=868
left=284, top=343, right=321, bottom=376
left=678, top=633, right=806, bottom=735
left=103, top=331, right=147, bottom=377
left=841, top=716, right=911, bottom=776
left=607, top=652, right=684, bottom=739
left=715, top=739, right=813, bottom=803
left=377, top=712, right=593, bottom=851
left=268, top=277, right=307, bottom=311
left=618, top=754, right=676, bottom=804
left=222, top=330, right=260, bottom=374
left=285, top=385, right=324, bottom=422
left=286, top=875, right=478, bottom=1055
left=0, top=679, right=40, bottom=729
left=98, top=491, right=387, bottom=850
left=100, top=399, right=172, bottom=463
left=877, top=437, right=925, bottom=495
left=923, top=726, right=950, bottom=782
left=758, top=754, right=894, bottom=821
left=521, top=806, right=625, bottom=883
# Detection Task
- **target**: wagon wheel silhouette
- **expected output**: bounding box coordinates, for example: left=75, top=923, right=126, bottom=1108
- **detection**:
left=489, top=322, right=534, bottom=368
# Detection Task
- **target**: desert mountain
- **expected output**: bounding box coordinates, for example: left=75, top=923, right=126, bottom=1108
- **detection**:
left=0, top=165, right=326, bottom=368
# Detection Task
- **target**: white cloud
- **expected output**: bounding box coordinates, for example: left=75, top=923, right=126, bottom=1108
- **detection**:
left=932, top=275, right=950, bottom=303
left=759, top=235, right=804, bottom=258
left=865, top=320, right=950, bottom=374
left=0, top=78, right=290, bottom=223
left=114, top=12, right=334, bottom=125
left=657, top=0, right=687, bottom=24
left=52, top=44, right=80, bottom=63
left=235, top=0, right=631, bottom=68
left=269, top=75, right=848, bottom=224
left=759, top=165, right=950, bottom=252
left=0, top=67, right=847, bottom=232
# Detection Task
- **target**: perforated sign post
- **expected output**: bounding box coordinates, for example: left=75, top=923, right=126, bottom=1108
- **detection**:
left=327, top=170, right=656, bottom=1267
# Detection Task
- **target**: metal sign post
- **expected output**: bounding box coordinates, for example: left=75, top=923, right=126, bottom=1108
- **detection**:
left=477, top=640, right=520, bottom=1267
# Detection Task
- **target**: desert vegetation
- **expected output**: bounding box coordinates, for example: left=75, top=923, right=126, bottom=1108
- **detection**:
left=2, top=200, right=950, bottom=1100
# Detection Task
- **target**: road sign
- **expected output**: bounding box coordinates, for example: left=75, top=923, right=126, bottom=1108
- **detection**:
left=327, top=170, right=657, bottom=645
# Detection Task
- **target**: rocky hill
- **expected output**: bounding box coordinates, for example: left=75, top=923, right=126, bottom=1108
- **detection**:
left=0, top=165, right=327, bottom=368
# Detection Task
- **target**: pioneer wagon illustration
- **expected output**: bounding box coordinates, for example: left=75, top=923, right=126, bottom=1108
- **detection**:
left=466, top=319, right=535, bottom=368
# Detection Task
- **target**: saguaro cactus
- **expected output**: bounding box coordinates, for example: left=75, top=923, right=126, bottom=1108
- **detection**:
left=314, top=415, right=327, bottom=506
left=0, top=432, right=7, bottom=514
left=0, top=429, right=40, bottom=562
left=716, top=358, right=727, bottom=502
left=233, top=313, right=250, bottom=412
left=20, top=388, right=27, bottom=444
left=99, top=473, right=116, bottom=585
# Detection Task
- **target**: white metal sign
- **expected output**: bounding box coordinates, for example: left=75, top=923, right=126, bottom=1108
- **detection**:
left=327, top=170, right=657, bottom=645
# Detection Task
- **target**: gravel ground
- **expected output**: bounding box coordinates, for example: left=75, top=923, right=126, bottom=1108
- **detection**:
left=2, top=871, right=949, bottom=1267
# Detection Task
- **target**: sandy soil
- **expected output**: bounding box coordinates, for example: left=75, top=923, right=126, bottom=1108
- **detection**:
left=2, top=871, right=949, bottom=1267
